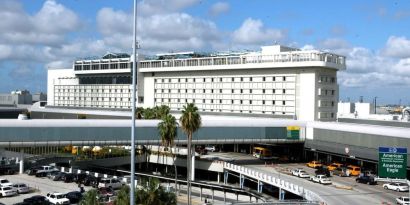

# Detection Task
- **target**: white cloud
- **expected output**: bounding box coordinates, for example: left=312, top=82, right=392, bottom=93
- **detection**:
left=209, top=2, right=230, bottom=17
left=382, top=36, right=410, bottom=58
left=232, top=18, right=287, bottom=46
left=138, top=0, right=200, bottom=16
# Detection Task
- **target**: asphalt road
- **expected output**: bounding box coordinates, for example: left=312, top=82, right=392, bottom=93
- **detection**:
left=247, top=163, right=407, bottom=205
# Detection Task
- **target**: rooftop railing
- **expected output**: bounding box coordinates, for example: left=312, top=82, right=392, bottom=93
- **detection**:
left=139, top=52, right=346, bottom=69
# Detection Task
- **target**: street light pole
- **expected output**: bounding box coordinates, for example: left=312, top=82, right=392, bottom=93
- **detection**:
left=131, top=0, right=137, bottom=204
left=374, top=97, right=378, bottom=114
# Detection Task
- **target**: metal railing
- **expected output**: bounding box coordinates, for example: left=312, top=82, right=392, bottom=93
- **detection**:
left=140, top=52, right=345, bottom=69
left=224, top=163, right=324, bottom=204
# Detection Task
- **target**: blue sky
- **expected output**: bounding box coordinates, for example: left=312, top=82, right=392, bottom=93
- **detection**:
left=1, top=0, right=410, bottom=105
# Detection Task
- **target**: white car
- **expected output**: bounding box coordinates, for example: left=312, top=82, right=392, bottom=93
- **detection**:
left=98, top=178, right=124, bottom=189
left=46, top=192, right=70, bottom=205
left=12, top=183, right=30, bottom=194
left=0, top=186, right=17, bottom=197
left=205, top=146, right=217, bottom=152
left=310, top=175, right=332, bottom=185
left=383, top=183, right=409, bottom=192
left=0, top=178, right=13, bottom=187
left=291, top=169, right=310, bottom=178
left=396, top=196, right=409, bottom=205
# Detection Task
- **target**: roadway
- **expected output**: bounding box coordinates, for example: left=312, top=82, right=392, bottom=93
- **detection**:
left=247, top=163, right=405, bottom=205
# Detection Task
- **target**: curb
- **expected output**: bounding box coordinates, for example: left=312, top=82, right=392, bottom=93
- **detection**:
left=334, top=185, right=353, bottom=190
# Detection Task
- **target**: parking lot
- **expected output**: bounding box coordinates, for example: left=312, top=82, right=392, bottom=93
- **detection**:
left=0, top=174, right=92, bottom=204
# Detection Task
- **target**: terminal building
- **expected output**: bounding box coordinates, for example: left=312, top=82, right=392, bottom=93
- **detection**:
left=47, top=45, right=346, bottom=121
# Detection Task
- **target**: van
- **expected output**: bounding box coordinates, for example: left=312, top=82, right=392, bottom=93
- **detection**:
left=347, top=165, right=361, bottom=176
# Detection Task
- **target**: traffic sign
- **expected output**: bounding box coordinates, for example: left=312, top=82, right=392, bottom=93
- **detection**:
left=286, top=126, right=300, bottom=139
left=378, top=147, right=407, bottom=178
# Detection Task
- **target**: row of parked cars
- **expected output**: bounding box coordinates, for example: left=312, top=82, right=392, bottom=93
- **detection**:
left=21, top=165, right=127, bottom=204
left=0, top=178, right=30, bottom=198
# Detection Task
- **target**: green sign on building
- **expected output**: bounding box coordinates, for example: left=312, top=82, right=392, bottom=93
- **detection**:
left=378, top=147, right=407, bottom=179
left=286, top=126, right=300, bottom=140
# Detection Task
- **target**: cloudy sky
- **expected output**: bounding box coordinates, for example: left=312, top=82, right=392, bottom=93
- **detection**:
left=1, top=0, right=410, bottom=105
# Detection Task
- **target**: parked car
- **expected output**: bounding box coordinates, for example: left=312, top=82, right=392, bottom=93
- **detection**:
left=332, top=167, right=350, bottom=177
left=74, top=173, right=88, bottom=184
left=355, top=174, right=377, bottom=185
left=35, top=166, right=59, bottom=177
left=306, top=161, right=322, bottom=168
left=291, top=169, right=310, bottom=178
left=25, top=167, right=40, bottom=176
left=347, top=165, right=361, bottom=176
left=51, top=172, right=67, bottom=181
left=205, top=145, right=217, bottom=152
left=315, top=166, right=331, bottom=177
left=83, top=175, right=101, bottom=187
left=0, top=167, right=16, bottom=175
left=0, top=186, right=17, bottom=197
left=327, top=163, right=343, bottom=171
left=310, top=175, right=332, bottom=185
left=97, top=187, right=115, bottom=197
left=23, top=195, right=48, bottom=205
left=383, top=183, right=409, bottom=192
left=12, top=183, right=30, bottom=194
left=396, top=196, right=409, bottom=205
left=98, top=178, right=124, bottom=189
left=62, top=173, right=75, bottom=183
left=65, top=191, right=83, bottom=204
left=46, top=192, right=70, bottom=205
left=0, top=178, right=13, bottom=187
left=46, top=171, right=60, bottom=179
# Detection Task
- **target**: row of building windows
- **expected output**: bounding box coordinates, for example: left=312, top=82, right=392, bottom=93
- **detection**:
left=155, top=98, right=291, bottom=105
left=57, top=88, right=131, bottom=93
left=319, top=76, right=336, bottom=83
left=56, top=97, right=131, bottom=101
left=154, top=76, right=293, bottom=83
left=155, top=88, right=291, bottom=94
left=318, top=89, right=336, bottom=96
left=74, top=62, right=131, bottom=71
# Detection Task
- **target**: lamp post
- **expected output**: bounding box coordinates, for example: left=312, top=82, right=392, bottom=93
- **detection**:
left=130, top=0, right=137, bottom=204
left=374, top=97, right=378, bottom=114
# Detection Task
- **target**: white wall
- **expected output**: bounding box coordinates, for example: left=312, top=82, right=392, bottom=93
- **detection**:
left=47, top=69, right=77, bottom=106
left=298, top=71, right=316, bottom=121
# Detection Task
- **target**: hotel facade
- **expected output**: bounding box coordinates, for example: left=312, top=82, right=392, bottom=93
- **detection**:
left=47, top=45, right=346, bottom=121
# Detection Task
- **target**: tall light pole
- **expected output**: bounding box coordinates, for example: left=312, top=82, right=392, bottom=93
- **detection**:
left=130, top=0, right=137, bottom=204
left=374, top=96, right=378, bottom=114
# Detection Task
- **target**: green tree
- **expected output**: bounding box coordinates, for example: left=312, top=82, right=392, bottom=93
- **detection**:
left=156, top=105, right=170, bottom=119
left=143, top=108, right=156, bottom=119
left=136, top=178, right=176, bottom=205
left=135, top=107, right=145, bottom=119
left=158, top=113, right=178, bottom=194
left=79, top=189, right=99, bottom=205
left=179, top=103, right=201, bottom=205
left=115, top=185, right=131, bottom=205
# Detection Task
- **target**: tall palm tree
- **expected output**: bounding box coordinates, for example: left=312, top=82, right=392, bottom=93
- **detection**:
left=115, top=185, right=131, bottom=205
left=179, top=103, right=201, bottom=205
left=144, top=108, right=156, bottom=119
left=158, top=113, right=178, bottom=194
left=136, top=178, right=176, bottom=205
left=157, top=105, right=170, bottom=119
left=79, top=189, right=99, bottom=205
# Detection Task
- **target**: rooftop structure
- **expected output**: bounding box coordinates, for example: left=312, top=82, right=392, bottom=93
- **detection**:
left=47, top=45, right=346, bottom=121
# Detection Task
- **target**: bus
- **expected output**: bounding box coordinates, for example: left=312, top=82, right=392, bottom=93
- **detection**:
left=253, top=147, right=273, bottom=160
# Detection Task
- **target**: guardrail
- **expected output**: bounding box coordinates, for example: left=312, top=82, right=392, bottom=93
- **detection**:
left=224, top=162, right=324, bottom=203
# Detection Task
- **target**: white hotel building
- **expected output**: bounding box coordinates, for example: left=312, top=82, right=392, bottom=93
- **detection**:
left=47, top=45, right=346, bottom=121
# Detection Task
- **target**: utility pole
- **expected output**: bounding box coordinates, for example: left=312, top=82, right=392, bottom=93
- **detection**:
left=374, top=97, right=378, bottom=114
left=130, top=0, right=137, bottom=204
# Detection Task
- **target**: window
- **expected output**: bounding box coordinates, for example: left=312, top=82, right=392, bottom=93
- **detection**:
left=169, top=79, right=171, bottom=83
left=250, top=89, right=252, bottom=93
left=220, top=89, right=222, bottom=93
left=155, top=89, right=157, bottom=93
left=240, top=100, right=243, bottom=104
left=250, top=77, right=253, bottom=82
left=283, top=76, right=286, bottom=81
left=232, top=89, right=234, bottom=93
left=211, top=89, right=214, bottom=93
left=203, top=89, right=206, bottom=93
left=263, top=89, right=266, bottom=94
left=263, top=100, right=265, bottom=104
left=331, top=90, right=335, bottom=95
left=193, top=89, right=196, bottom=93
left=168, top=89, right=171, bottom=93
left=178, top=89, right=180, bottom=93
left=273, top=89, right=276, bottom=94
left=331, top=101, right=335, bottom=107
left=162, top=79, right=164, bottom=83
left=203, top=78, right=206, bottom=82
left=241, top=77, right=243, bottom=82
left=282, top=101, right=286, bottom=105
left=250, top=100, right=252, bottom=104
left=273, top=77, right=276, bottom=81
left=282, top=112, right=286, bottom=115
left=231, top=100, right=234, bottom=104
left=331, top=113, right=335, bottom=118
left=219, top=99, right=222, bottom=103
left=232, top=77, right=235, bottom=82
left=240, top=89, right=243, bottom=93
left=211, top=78, right=214, bottom=82
left=211, top=99, right=214, bottom=103
left=185, top=89, right=188, bottom=93
left=283, top=89, right=286, bottom=94
left=178, top=79, right=180, bottom=83
left=263, top=77, right=266, bottom=81
left=273, top=100, right=276, bottom=105
left=203, top=99, right=205, bottom=103
left=220, top=78, right=223, bottom=82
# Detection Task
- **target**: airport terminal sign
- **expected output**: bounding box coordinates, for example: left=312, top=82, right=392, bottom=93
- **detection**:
left=286, top=126, right=300, bottom=140
left=378, top=147, right=407, bottom=178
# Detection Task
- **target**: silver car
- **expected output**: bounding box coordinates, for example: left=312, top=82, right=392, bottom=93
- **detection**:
left=383, top=183, right=409, bottom=192
left=12, top=183, right=30, bottom=194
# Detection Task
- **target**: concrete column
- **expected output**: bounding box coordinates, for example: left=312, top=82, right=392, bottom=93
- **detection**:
left=217, top=172, right=220, bottom=183
left=212, top=189, right=214, bottom=202
left=200, top=187, right=202, bottom=201
left=224, top=171, right=228, bottom=184
left=19, top=160, right=24, bottom=174
left=191, top=153, right=195, bottom=181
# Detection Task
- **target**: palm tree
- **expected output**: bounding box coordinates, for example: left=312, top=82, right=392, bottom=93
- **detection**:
left=79, top=189, right=99, bottom=205
left=179, top=103, right=201, bottom=205
left=115, top=185, right=131, bottom=205
left=158, top=114, right=178, bottom=194
left=136, top=178, right=176, bottom=205
left=157, top=105, right=170, bottom=119
left=144, top=108, right=156, bottom=119
left=135, top=107, right=145, bottom=119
